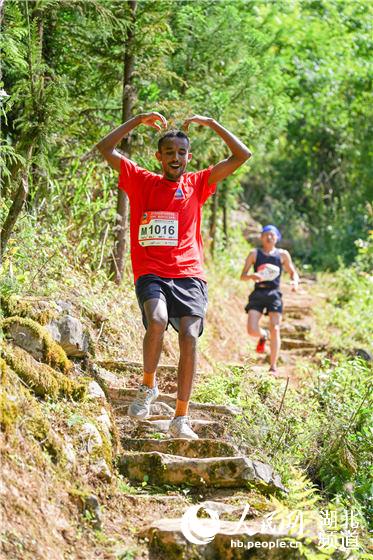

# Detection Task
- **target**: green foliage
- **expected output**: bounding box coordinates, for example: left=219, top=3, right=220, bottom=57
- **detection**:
left=194, top=353, right=372, bottom=525
left=314, top=235, right=373, bottom=353
left=192, top=364, right=243, bottom=406
left=354, top=229, right=373, bottom=274
left=241, top=1, right=372, bottom=267
left=2, top=0, right=371, bottom=270
left=310, top=357, right=372, bottom=521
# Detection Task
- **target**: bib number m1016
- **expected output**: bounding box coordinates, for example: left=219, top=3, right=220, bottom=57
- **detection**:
left=138, top=211, right=179, bottom=247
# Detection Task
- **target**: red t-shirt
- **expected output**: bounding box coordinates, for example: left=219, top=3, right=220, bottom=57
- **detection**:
left=118, top=157, right=217, bottom=283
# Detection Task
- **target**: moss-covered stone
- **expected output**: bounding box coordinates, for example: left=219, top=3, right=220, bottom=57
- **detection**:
left=118, top=452, right=285, bottom=492
left=91, top=425, right=113, bottom=467
left=1, top=295, right=33, bottom=318
left=3, top=344, right=86, bottom=401
left=3, top=378, right=64, bottom=463
left=0, top=390, right=19, bottom=433
left=66, top=399, right=117, bottom=476
left=2, top=316, right=71, bottom=373
left=0, top=357, right=7, bottom=384
left=121, top=438, right=239, bottom=459
left=27, top=409, right=63, bottom=463
left=2, top=295, right=59, bottom=325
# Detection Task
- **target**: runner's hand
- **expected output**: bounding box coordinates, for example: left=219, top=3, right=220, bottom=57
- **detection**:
left=290, top=280, right=298, bottom=292
left=182, top=115, right=213, bottom=130
left=140, top=112, right=167, bottom=131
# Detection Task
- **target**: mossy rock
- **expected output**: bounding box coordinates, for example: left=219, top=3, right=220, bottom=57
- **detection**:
left=69, top=408, right=115, bottom=469
left=1, top=295, right=59, bottom=325
left=3, top=344, right=86, bottom=401
left=1, top=373, right=64, bottom=463
left=122, top=438, right=239, bottom=459
left=0, top=389, right=19, bottom=433
left=20, top=383, right=65, bottom=463
left=0, top=357, right=7, bottom=384
left=2, top=316, right=71, bottom=373
left=118, top=452, right=285, bottom=492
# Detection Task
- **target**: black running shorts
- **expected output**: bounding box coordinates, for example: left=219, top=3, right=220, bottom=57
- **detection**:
left=135, top=274, right=208, bottom=336
left=245, top=288, right=283, bottom=315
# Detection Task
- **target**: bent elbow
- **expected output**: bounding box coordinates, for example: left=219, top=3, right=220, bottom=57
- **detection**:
left=97, top=142, right=107, bottom=156
left=237, top=150, right=252, bottom=164
left=97, top=144, right=115, bottom=160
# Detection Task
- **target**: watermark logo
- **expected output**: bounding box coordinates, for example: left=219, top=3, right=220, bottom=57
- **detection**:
left=180, top=504, right=221, bottom=545
left=179, top=503, right=363, bottom=552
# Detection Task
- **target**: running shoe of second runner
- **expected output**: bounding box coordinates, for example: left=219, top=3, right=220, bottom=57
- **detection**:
left=169, top=416, right=199, bottom=439
left=256, top=329, right=269, bottom=354
left=127, top=383, right=159, bottom=419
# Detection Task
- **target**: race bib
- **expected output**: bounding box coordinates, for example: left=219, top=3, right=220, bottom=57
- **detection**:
left=138, top=211, right=179, bottom=247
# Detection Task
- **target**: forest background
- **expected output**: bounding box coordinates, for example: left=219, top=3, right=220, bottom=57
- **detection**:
left=1, top=0, right=372, bottom=277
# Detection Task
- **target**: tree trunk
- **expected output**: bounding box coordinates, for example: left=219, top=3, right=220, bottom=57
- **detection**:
left=221, top=181, right=228, bottom=248
left=110, top=0, right=137, bottom=284
left=0, top=0, right=5, bottom=25
left=222, top=199, right=228, bottom=248
left=209, top=188, right=219, bottom=258
left=1, top=148, right=33, bottom=259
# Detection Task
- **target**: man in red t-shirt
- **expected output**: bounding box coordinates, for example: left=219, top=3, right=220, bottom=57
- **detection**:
left=97, top=111, right=251, bottom=439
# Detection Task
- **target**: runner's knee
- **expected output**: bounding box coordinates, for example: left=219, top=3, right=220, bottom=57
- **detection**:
left=179, top=322, right=201, bottom=344
left=147, top=314, right=167, bottom=333
left=247, top=323, right=258, bottom=336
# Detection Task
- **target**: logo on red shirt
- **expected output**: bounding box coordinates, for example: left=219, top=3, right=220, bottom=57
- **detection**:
left=174, top=186, right=184, bottom=199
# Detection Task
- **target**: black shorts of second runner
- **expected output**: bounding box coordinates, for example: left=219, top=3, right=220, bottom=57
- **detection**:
left=245, top=288, right=283, bottom=315
left=135, top=274, right=208, bottom=337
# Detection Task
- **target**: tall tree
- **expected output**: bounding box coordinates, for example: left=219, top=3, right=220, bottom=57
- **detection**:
left=110, top=0, right=137, bottom=283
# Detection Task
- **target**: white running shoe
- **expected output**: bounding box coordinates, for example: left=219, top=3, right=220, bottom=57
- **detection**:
left=127, top=383, right=159, bottom=419
left=169, top=416, right=199, bottom=440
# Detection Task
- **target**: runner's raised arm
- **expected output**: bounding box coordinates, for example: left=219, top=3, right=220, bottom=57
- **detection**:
left=96, top=112, right=167, bottom=171
left=183, top=115, right=252, bottom=184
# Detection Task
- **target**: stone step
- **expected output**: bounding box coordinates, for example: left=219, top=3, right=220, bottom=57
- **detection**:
left=140, top=516, right=323, bottom=559
left=284, top=312, right=308, bottom=320
left=118, top=452, right=285, bottom=492
left=281, top=338, right=316, bottom=351
left=279, top=348, right=319, bottom=363
left=280, top=329, right=307, bottom=340
left=280, top=323, right=311, bottom=340
left=132, top=418, right=227, bottom=439
left=93, top=366, right=241, bottom=417
left=95, top=359, right=178, bottom=376
left=281, top=321, right=311, bottom=332
left=122, top=438, right=239, bottom=459
left=283, top=305, right=312, bottom=317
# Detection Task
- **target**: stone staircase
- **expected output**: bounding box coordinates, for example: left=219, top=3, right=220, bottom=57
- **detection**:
left=93, top=364, right=324, bottom=559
